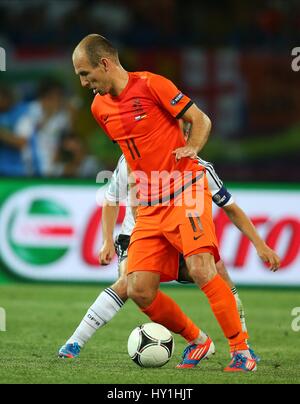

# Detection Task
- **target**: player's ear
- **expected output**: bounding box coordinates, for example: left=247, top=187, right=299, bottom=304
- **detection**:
left=100, top=57, right=110, bottom=72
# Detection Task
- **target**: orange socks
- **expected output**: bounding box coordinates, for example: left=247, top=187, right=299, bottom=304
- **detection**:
left=201, top=274, right=248, bottom=352
left=142, top=290, right=199, bottom=342
left=141, top=276, right=248, bottom=352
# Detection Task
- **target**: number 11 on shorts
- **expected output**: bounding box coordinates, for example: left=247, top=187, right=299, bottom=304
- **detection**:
left=188, top=212, right=203, bottom=240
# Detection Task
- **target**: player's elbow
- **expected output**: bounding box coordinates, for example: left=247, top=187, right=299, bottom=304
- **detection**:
left=191, top=109, right=212, bottom=137
left=201, top=112, right=212, bottom=136
left=182, top=104, right=212, bottom=135
left=223, top=203, right=235, bottom=215
left=223, top=203, right=241, bottom=222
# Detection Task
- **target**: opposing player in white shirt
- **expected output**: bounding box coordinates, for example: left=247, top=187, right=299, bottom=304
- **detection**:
left=59, top=154, right=280, bottom=359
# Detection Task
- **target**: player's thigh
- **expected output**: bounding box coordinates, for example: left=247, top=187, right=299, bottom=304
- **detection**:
left=177, top=254, right=194, bottom=283
left=127, top=231, right=179, bottom=283
left=164, top=184, right=219, bottom=261
left=119, top=257, right=128, bottom=278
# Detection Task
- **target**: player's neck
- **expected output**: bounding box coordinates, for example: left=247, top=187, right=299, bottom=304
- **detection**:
left=110, top=67, right=129, bottom=97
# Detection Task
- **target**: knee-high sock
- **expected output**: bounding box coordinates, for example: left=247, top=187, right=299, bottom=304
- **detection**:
left=231, top=287, right=250, bottom=341
left=202, top=274, right=248, bottom=352
left=141, top=290, right=199, bottom=342
left=66, top=288, right=124, bottom=347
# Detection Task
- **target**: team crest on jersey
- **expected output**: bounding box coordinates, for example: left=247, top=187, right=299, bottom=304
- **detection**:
left=171, top=92, right=184, bottom=105
left=132, top=98, right=147, bottom=121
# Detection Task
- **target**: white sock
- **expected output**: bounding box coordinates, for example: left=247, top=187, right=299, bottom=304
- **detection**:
left=66, top=288, right=124, bottom=347
left=192, top=330, right=208, bottom=345
left=230, top=288, right=251, bottom=359
left=231, top=288, right=248, bottom=335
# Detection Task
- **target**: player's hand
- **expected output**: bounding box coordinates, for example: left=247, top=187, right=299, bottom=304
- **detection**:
left=172, top=146, right=198, bottom=161
left=99, top=240, right=115, bottom=265
left=256, top=243, right=281, bottom=272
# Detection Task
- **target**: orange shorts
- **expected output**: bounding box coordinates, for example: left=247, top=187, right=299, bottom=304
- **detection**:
left=127, top=172, right=220, bottom=282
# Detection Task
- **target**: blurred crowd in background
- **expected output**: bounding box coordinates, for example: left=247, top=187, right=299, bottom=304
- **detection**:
left=0, top=79, right=100, bottom=178
left=0, top=0, right=299, bottom=181
left=1, top=0, right=299, bottom=50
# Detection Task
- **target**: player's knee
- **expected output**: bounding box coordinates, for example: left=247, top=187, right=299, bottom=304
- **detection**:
left=187, top=253, right=217, bottom=286
left=215, top=259, right=234, bottom=288
left=127, top=284, right=156, bottom=308
left=216, top=259, right=226, bottom=277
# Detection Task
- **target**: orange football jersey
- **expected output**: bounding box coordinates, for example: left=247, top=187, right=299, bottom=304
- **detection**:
left=91, top=71, right=203, bottom=203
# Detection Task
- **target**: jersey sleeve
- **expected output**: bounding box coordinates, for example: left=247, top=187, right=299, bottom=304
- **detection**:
left=204, top=162, right=235, bottom=207
left=105, top=155, right=128, bottom=202
left=147, top=74, right=193, bottom=119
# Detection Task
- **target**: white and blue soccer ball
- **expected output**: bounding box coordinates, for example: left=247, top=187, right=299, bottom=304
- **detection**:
left=127, top=322, right=175, bottom=368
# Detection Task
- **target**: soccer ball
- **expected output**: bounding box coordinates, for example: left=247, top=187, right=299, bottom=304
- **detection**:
left=127, top=323, right=174, bottom=368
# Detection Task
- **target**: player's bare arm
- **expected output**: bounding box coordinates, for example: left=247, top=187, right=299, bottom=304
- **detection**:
left=223, top=202, right=281, bottom=272
left=173, top=104, right=211, bottom=161
left=99, top=198, right=120, bottom=265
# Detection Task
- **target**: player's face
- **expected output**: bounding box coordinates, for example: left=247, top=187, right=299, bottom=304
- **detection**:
left=73, top=53, right=111, bottom=96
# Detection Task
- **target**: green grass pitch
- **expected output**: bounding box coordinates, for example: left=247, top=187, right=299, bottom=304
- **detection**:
left=0, top=284, right=299, bottom=384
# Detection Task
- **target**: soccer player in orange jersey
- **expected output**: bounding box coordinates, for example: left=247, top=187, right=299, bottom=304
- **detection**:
left=72, top=34, right=261, bottom=372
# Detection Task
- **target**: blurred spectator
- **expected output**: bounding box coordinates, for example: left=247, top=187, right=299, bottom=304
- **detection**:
left=0, top=85, right=31, bottom=176
left=16, top=78, right=73, bottom=176
left=53, top=132, right=101, bottom=178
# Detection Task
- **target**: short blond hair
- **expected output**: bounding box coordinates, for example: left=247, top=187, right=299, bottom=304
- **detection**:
left=76, top=34, right=119, bottom=66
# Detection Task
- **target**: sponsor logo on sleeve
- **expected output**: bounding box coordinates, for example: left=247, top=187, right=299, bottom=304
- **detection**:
left=171, top=92, right=184, bottom=105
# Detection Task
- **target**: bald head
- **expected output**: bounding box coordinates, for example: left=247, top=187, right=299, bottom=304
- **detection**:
left=73, top=34, right=128, bottom=97
left=73, top=34, right=119, bottom=67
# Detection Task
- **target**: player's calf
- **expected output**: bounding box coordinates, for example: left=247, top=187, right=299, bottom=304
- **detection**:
left=110, top=276, right=128, bottom=303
